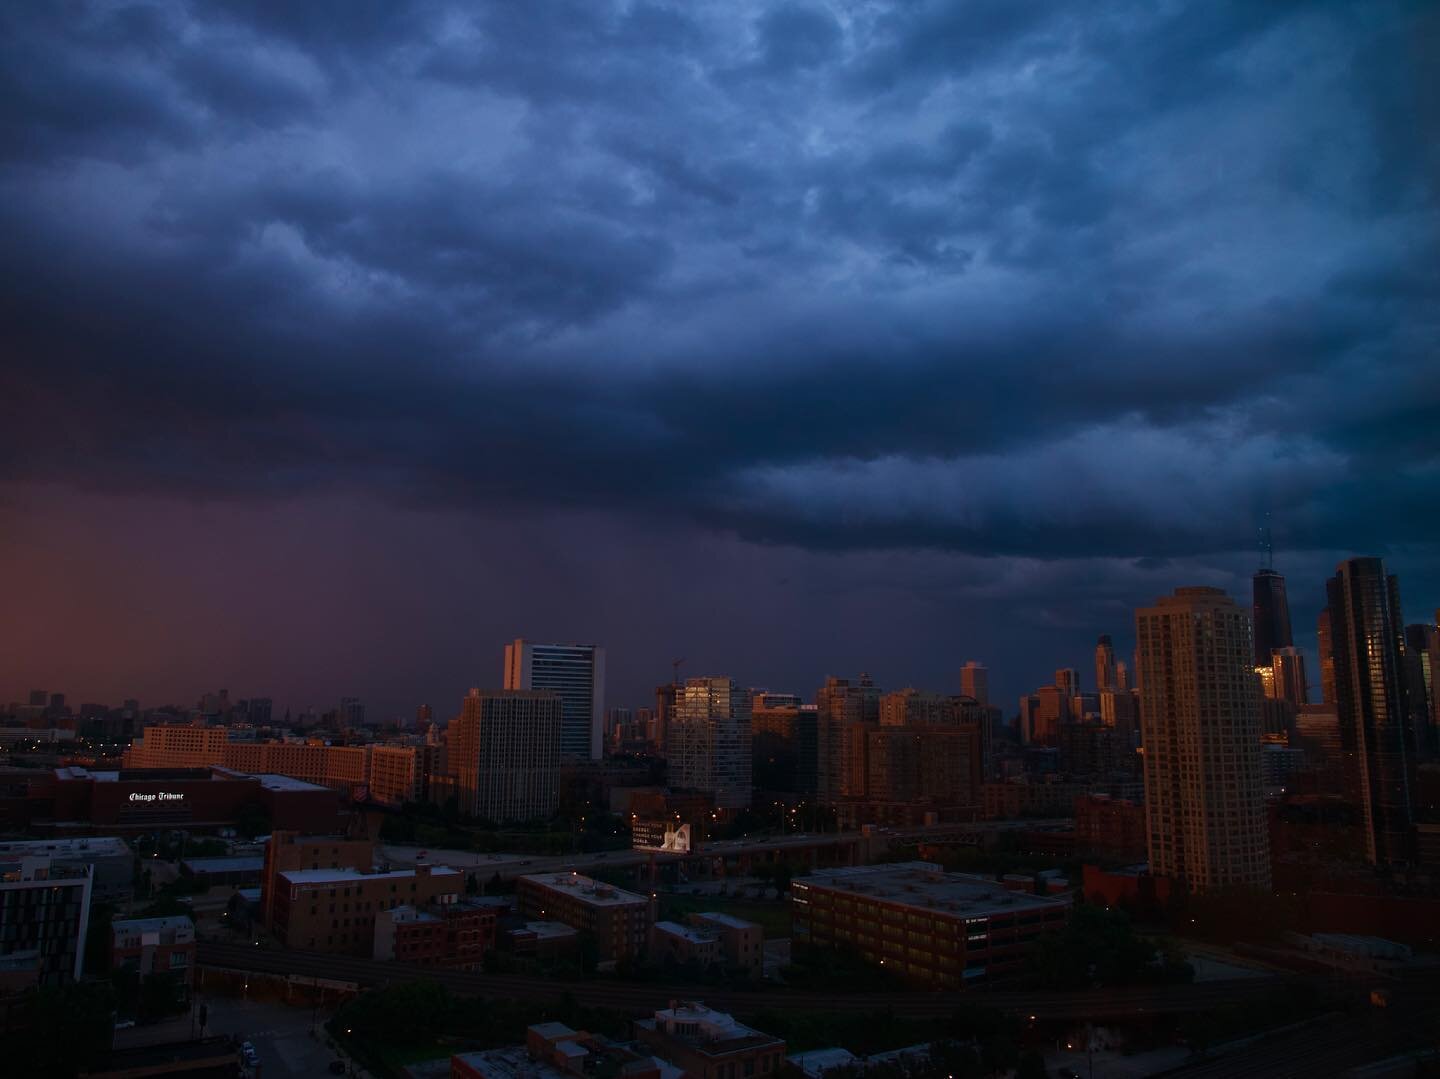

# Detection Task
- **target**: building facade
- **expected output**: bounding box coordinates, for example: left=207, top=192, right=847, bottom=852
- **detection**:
left=1252, top=567, right=1294, bottom=669
left=791, top=862, right=1070, bottom=988
left=1137, top=586, right=1270, bottom=891
left=373, top=897, right=496, bottom=969
left=449, top=690, right=563, bottom=822
left=270, top=862, right=463, bottom=954
left=815, top=676, right=879, bottom=805
left=1327, top=557, right=1416, bottom=867
left=634, top=1002, right=786, bottom=1079
left=669, top=677, right=753, bottom=811
left=112, top=915, right=195, bottom=988
left=504, top=640, right=606, bottom=760
left=514, top=873, right=654, bottom=962
left=0, top=856, right=93, bottom=987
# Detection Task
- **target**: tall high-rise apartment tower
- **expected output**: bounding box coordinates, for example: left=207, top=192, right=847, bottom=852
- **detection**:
left=1137, top=587, right=1270, bottom=891
left=503, top=640, right=606, bottom=759
left=1327, top=558, right=1415, bottom=867
left=1252, top=568, right=1294, bottom=669
left=669, top=677, right=753, bottom=810
left=449, top=689, right=563, bottom=822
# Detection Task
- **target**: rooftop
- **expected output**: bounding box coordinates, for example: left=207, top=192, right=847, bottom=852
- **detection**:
left=279, top=865, right=461, bottom=886
left=0, top=836, right=129, bottom=858
left=642, top=1002, right=782, bottom=1054
left=654, top=920, right=718, bottom=945
left=253, top=773, right=331, bottom=792
left=690, top=911, right=758, bottom=931
left=383, top=905, right=442, bottom=925
left=181, top=855, right=265, bottom=874
left=517, top=920, right=580, bottom=941
left=114, top=915, right=195, bottom=936
left=520, top=872, right=650, bottom=907
left=792, top=861, right=1070, bottom=917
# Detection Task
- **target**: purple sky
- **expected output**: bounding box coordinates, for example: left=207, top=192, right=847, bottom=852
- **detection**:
left=2, top=2, right=1437, bottom=718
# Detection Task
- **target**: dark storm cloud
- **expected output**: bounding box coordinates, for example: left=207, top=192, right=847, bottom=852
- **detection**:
left=1, top=0, right=1437, bottom=569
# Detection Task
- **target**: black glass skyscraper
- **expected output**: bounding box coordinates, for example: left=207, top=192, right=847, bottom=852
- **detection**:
left=1252, top=568, right=1294, bottom=668
left=1327, top=557, right=1415, bottom=867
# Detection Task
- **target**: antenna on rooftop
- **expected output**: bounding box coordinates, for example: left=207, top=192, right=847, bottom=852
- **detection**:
left=1258, top=513, right=1275, bottom=571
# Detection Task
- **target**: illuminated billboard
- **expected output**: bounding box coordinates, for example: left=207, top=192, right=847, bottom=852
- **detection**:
left=633, top=819, right=693, bottom=854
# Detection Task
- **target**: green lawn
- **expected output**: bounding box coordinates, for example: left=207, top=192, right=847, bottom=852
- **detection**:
left=658, top=893, right=794, bottom=939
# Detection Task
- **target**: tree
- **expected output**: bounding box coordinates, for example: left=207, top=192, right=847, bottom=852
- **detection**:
left=1016, top=1049, right=1048, bottom=1079
left=12, top=981, right=115, bottom=1078
left=85, top=902, right=116, bottom=976
left=139, top=970, right=187, bottom=1022
left=334, top=979, right=450, bottom=1047
left=466, top=872, right=479, bottom=895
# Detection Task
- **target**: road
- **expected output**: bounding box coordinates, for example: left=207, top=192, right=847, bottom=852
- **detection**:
left=380, top=818, right=1074, bottom=881
left=198, top=941, right=1310, bottom=1021
left=201, top=997, right=352, bottom=1079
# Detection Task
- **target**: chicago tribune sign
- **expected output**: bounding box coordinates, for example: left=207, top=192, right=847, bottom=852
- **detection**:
left=128, top=792, right=185, bottom=803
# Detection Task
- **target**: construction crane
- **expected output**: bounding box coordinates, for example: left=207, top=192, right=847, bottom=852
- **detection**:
left=671, top=658, right=685, bottom=685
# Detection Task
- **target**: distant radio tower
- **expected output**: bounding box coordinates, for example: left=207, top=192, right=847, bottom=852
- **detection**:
left=1258, top=513, right=1274, bottom=570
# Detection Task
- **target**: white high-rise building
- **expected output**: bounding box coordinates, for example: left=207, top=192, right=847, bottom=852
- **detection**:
left=1136, top=587, right=1270, bottom=892
left=669, top=676, right=752, bottom=810
left=503, top=640, right=606, bottom=759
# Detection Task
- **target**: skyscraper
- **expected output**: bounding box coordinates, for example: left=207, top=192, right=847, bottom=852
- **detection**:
left=1094, top=635, right=1117, bottom=691
left=449, top=689, right=562, bottom=822
left=1055, top=668, right=1079, bottom=698
left=1317, top=608, right=1337, bottom=706
left=503, top=640, right=606, bottom=759
left=1268, top=647, right=1308, bottom=707
left=669, top=676, right=752, bottom=810
left=960, top=661, right=989, bottom=707
left=1136, top=587, right=1270, bottom=891
left=1327, top=558, right=1415, bottom=867
left=1403, top=623, right=1437, bottom=759
left=1252, top=567, right=1294, bottom=669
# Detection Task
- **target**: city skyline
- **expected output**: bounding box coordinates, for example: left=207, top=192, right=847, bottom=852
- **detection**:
left=2, top=1, right=1437, bottom=722
left=5, top=549, right=1433, bottom=723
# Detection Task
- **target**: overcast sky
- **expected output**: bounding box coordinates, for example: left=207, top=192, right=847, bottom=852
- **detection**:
left=2, top=1, right=1437, bottom=719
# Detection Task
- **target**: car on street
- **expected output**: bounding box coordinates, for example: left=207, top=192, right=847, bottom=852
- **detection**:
left=241, top=1042, right=259, bottom=1068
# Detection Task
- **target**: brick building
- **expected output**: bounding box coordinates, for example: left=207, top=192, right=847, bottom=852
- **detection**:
left=687, top=912, right=763, bottom=979
left=261, top=831, right=376, bottom=927
left=1073, top=795, right=1147, bottom=861
left=791, top=861, right=1070, bottom=988
left=373, top=897, right=497, bottom=968
left=270, top=862, right=463, bottom=954
left=650, top=921, right=723, bottom=970
left=515, top=873, right=655, bottom=962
